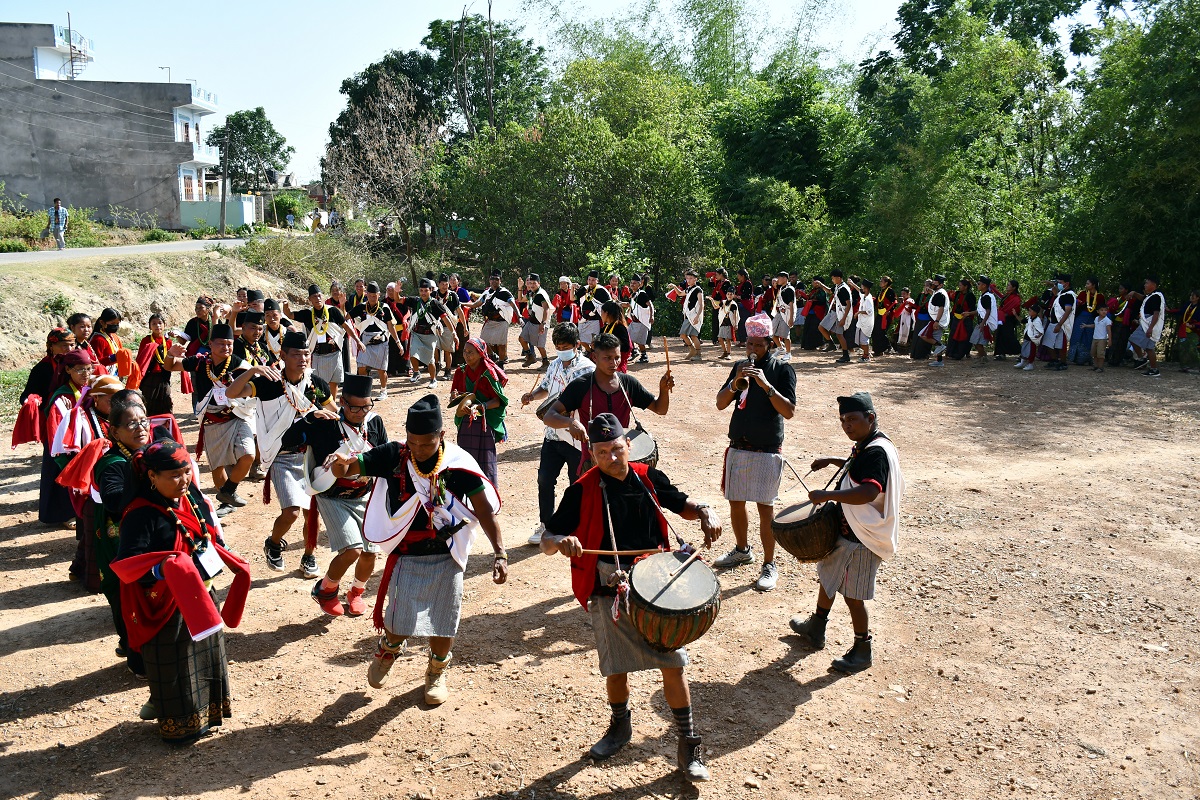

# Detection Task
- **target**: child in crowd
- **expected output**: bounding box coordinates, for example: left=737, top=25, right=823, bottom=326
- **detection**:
left=1086, top=304, right=1112, bottom=372
left=1016, top=303, right=1044, bottom=371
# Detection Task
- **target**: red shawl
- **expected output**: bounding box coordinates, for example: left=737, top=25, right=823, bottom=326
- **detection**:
left=109, top=496, right=250, bottom=651
left=567, top=463, right=669, bottom=610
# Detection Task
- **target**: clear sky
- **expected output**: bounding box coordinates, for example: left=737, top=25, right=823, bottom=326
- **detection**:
left=5, top=0, right=902, bottom=182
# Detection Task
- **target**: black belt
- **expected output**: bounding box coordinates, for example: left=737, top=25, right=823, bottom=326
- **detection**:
left=729, top=439, right=782, bottom=454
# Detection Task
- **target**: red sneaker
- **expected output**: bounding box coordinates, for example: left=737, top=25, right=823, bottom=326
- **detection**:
left=345, top=586, right=368, bottom=617
left=310, top=580, right=344, bottom=617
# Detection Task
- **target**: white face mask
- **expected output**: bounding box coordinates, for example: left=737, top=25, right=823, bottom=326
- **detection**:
left=557, top=348, right=577, bottom=363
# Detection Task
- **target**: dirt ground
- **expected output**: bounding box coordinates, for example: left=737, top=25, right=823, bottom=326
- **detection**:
left=2, top=338, right=1199, bottom=800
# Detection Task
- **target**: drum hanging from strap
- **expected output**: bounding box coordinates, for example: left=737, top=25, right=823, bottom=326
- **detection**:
left=627, top=551, right=720, bottom=652
left=625, top=424, right=658, bottom=469
left=772, top=500, right=841, bottom=562
left=534, top=392, right=559, bottom=421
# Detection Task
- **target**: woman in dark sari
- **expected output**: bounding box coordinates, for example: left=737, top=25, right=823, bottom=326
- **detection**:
left=113, top=441, right=236, bottom=744
left=449, top=337, right=508, bottom=489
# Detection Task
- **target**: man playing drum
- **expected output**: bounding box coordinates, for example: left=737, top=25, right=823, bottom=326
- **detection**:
left=711, top=313, right=797, bottom=592
left=541, top=413, right=721, bottom=782
left=789, top=391, right=905, bottom=673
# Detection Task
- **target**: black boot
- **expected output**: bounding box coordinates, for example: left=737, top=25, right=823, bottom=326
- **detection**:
left=589, top=713, right=632, bottom=760
left=677, top=735, right=710, bottom=782
left=788, top=613, right=827, bottom=649
left=831, top=635, right=873, bottom=674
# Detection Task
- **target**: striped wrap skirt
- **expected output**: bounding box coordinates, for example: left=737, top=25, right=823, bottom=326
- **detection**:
left=203, top=417, right=255, bottom=470
left=315, top=494, right=378, bottom=553
left=269, top=452, right=308, bottom=510
left=817, top=535, right=882, bottom=601
left=357, top=341, right=389, bottom=372
left=578, top=319, right=600, bottom=344
left=312, top=350, right=345, bottom=384
left=383, top=552, right=464, bottom=638
left=521, top=320, right=546, bottom=348
left=589, top=561, right=687, bottom=676
left=481, top=320, right=509, bottom=346
left=722, top=447, right=784, bottom=505
left=629, top=321, right=651, bottom=346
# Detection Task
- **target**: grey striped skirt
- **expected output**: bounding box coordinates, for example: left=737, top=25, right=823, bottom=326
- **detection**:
left=722, top=447, right=784, bottom=505
left=270, top=452, right=309, bottom=510
left=680, top=320, right=700, bottom=337
left=315, top=494, right=378, bottom=554
left=383, top=553, right=464, bottom=638
left=630, top=321, right=651, bottom=346
left=588, top=561, right=687, bottom=676
left=578, top=319, right=600, bottom=344
left=521, top=320, right=546, bottom=348
left=481, top=320, right=509, bottom=346
left=203, top=417, right=255, bottom=470
left=817, top=535, right=882, bottom=600
left=357, top=341, right=389, bottom=371
left=312, top=350, right=345, bottom=384
left=410, top=332, right=437, bottom=366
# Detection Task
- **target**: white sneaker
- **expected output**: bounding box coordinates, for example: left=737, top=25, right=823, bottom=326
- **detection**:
left=428, top=379, right=438, bottom=389
left=1022, top=363, right=1034, bottom=371
left=527, top=522, right=546, bottom=546
left=778, top=352, right=792, bottom=363
left=755, top=561, right=779, bottom=591
left=932, top=344, right=947, bottom=357
left=712, top=546, right=755, bottom=568
left=378, top=389, right=388, bottom=400
left=1013, top=359, right=1025, bottom=368
left=409, top=374, right=421, bottom=384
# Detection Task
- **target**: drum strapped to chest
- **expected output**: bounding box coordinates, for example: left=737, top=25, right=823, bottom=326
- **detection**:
left=534, top=391, right=559, bottom=421
left=627, top=551, right=721, bottom=652
left=771, top=462, right=849, bottom=562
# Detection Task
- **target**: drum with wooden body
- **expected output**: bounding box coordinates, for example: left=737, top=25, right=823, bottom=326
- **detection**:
left=772, top=500, right=841, bottom=562
left=534, top=392, right=559, bottom=421
left=627, top=551, right=721, bottom=652
left=625, top=424, right=658, bottom=469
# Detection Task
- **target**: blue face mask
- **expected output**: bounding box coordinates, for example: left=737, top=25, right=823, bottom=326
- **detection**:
left=557, top=348, right=577, bottom=363
left=1056, top=282, right=1064, bottom=291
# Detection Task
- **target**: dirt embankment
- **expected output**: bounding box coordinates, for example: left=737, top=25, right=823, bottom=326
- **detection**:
left=0, top=250, right=301, bottom=371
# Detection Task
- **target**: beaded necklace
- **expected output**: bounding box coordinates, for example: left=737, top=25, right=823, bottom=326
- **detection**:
left=241, top=337, right=267, bottom=366
left=152, top=336, right=169, bottom=366
left=1085, top=290, right=1100, bottom=313
left=1184, top=303, right=1197, bottom=327
left=205, top=356, right=232, bottom=385
left=282, top=372, right=317, bottom=417
left=265, top=327, right=283, bottom=358
left=411, top=444, right=447, bottom=512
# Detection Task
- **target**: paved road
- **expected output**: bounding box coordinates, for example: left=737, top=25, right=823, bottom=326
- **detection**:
left=0, top=238, right=249, bottom=265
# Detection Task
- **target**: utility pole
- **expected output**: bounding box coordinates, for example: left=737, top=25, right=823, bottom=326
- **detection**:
left=219, top=126, right=230, bottom=235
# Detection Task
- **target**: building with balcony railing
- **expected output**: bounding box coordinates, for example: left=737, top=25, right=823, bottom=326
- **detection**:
left=0, top=20, right=239, bottom=230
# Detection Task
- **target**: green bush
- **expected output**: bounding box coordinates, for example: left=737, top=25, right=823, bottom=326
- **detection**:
left=0, top=213, right=43, bottom=241
left=188, top=220, right=218, bottom=239
left=141, top=228, right=175, bottom=242
left=43, top=291, right=72, bottom=316
left=265, top=190, right=314, bottom=226
left=233, top=233, right=370, bottom=291
left=0, top=369, right=31, bottom=425
left=0, top=238, right=30, bottom=252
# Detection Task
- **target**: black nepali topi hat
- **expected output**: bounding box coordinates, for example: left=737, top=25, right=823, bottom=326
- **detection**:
left=406, top=394, right=442, bottom=434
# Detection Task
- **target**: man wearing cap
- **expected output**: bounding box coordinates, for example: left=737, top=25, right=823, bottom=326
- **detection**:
left=625, top=274, right=655, bottom=363
left=1130, top=274, right=1166, bottom=377
left=235, top=289, right=267, bottom=327
left=469, top=271, right=518, bottom=364
left=521, top=273, right=552, bottom=367
left=1042, top=273, right=1076, bottom=371
left=168, top=324, right=255, bottom=514
left=919, top=274, right=952, bottom=366
left=576, top=271, right=613, bottom=351
left=541, top=413, right=721, bottom=782
left=667, top=270, right=706, bottom=361
left=181, top=297, right=214, bottom=359
left=711, top=313, right=797, bottom=591
left=401, top=279, right=459, bottom=389
left=282, top=374, right=387, bottom=616
left=348, top=282, right=402, bottom=399
left=262, top=298, right=294, bottom=362
left=814, top=272, right=854, bottom=359
left=294, top=284, right=354, bottom=399
left=233, top=310, right=272, bottom=367
left=435, top=273, right=464, bottom=378
left=967, top=276, right=1000, bottom=365
left=226, top=331, right=338, bottom=576
left=325, top=394, right=507, bottom=704
left=772, top=271, right=797, bottom=363
left=789, top=391, right=905, bottom=674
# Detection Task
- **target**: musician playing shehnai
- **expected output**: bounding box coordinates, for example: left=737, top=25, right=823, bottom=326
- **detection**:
left=710, top=312, right=797, bottom=592
left=541, top=413, right=721, bottom=782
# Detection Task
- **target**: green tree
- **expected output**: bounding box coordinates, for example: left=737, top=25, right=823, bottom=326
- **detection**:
left=206, top=107, right=294, bottom=193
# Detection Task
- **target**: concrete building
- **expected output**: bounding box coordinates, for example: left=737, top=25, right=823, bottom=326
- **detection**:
left=0, top=21, right=236, bottom=230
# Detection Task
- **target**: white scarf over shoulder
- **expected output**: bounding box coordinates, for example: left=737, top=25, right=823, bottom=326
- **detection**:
left=839, top=435, right=905, bottom=561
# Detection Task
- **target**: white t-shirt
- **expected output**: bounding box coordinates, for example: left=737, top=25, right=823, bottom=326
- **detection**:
left=1091, top=315, right=1112, bottom=341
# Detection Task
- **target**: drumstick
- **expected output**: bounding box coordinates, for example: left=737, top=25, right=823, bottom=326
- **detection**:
left=662, top=337, right=671, bottom=374
left=580, top=548, right=663, bottom=556
left=668, top=548, right=704, bottom=578
left=784, top=460, right=814, bottom=493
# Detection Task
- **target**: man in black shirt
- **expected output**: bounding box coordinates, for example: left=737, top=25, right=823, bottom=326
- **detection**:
left=541, top=413, right=721, bottom=782
left=261, top=298, right=293, bottom=362
left=520, top=272, right=552, bottom=368
left=282, top=374, right=388, bottom=617
left=233, top=311, right=272, bottom=367
left=226, top=331, right=338, bottom=577
left=469, top=270, right=518, bottom=364
left=789, top=392, right=904, bottom=675
left=293, top=284, right=356, bottom=398
left=710, top=313, right=797, bottom=592
left=349, top=282, right=402, bottom=400
left=326, top=394, right=507, bottom=705
left=435, top=274, right=464, bottom=378
left=403, top=279, right=459, bottom=388
left=234, top=289, right=266, bottom=328
left=543, top=333, right=673, bottom=452
left=576, top=270, right=613, bottom=352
